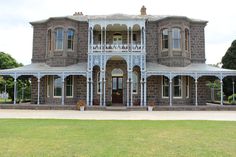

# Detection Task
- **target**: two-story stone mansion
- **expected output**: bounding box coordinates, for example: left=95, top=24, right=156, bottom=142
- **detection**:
left=1, top=6, right=236, bottom=107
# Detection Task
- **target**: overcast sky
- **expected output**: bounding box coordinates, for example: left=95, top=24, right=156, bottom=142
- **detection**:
left=0, top=0, right=236, bottom=65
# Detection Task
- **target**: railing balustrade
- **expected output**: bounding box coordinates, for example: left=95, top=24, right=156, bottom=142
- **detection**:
left=92, top=44, right=142, bottom=52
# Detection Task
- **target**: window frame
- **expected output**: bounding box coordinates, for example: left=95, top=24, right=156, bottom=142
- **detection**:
left=173, top=76, right=182, bottom=98
left=67, top=29, right=75, bottom=50
left=47, top=76, right=50, bottom=98
left=53, top=76, right=62, bottom=98
left=66, top=76, right=73, bottom=98
left=55, top=28, right=64, bottom=50
left=162, top=76, right=169, bottom=98
left=172, top=28, right=181, bottom=50
left=97, top=71, right=101, bottom=94
left=185, top=28, right=189, bottom=51
left=162, top=28, right=169, bottom=50
left=47, top=29, right=52, bottom=51
left=132, top=72, right=138, bottom=94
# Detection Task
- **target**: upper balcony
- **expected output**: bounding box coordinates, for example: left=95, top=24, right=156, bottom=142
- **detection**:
left=88, top=21, right=146, bottom=53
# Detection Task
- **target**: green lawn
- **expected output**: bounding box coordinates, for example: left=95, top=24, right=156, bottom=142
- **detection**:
left=0, top=120, right=236, bottom=157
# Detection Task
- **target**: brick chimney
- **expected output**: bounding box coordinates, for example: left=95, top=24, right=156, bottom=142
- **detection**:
left=140, top=5, right=147, bottom=15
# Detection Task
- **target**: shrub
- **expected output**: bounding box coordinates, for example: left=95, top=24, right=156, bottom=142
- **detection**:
left=228, top=94, right=236, bottom=104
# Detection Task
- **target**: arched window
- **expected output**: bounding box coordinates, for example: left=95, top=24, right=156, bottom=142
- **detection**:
left=55, top=28, right=64, bottom=50
left=162, top=29, right=168, bottom=50
left=47, top=29, right=52, bottom=51
left=185, top=29, right=189, bottom=51
left=67, top=29, right=75, bottom=50
left=172, top=28, right=181, bottom=49
left=133, top=72, right=138, bottom=94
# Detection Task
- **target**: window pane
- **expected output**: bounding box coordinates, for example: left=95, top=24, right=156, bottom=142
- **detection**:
left=133, top=72, right=138, bottom=93
left=118, top=78, right=123, bottom=89
left=162, top=29, right=169, bottom=49
left=112, top=78, right=117, bottom=90
left=172, top=28, right=181, bottom=49
left=66, top=76, right=73, bottom=97
left=67, top=29, right=74, bottom=50
left=55, top=28, right=64, bottom=50
left=162, top=76, right=169, bottom=97
left=54, top=76, right=62, bottom=97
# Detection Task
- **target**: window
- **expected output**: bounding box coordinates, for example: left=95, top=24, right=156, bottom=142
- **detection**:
left=173, top=76, right=182, bottom=98
left=97, top=72, right=101, bottom=94
left=67, top=29, right=75, bottom=50
left=185, top=29, right=189, bottom=51
left=47, top=76, right=50, bottom=97
left=48, top=30, right=52, bottom=51
left=53, top=76, right=62, bottom=97
left=162, top=76, right=169, bottom=97
left=133, top=34, right=137, bottom=43
left=55, top=28, right=64, bottom=50
left=66, top=76, right=73, bottom=97
left=186, top=76, right=189, bottom=98
left=133, top=72, right=138, bottom=94
left=162, top=29, right=168, bottom=50
left=172, top=28, right=181, bottom=49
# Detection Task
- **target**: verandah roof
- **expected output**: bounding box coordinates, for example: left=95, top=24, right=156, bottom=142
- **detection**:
left=0, top=63, right=87, bottom=78
left=146, top=62, right=236, bottom=79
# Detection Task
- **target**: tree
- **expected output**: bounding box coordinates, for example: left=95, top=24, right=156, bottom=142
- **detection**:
left=221, top=40, right=236, bottom=97
left=0, top=52, right=27, bottom=101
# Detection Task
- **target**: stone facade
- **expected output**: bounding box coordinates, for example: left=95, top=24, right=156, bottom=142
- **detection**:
left=29, top=11, right=211, bottom=106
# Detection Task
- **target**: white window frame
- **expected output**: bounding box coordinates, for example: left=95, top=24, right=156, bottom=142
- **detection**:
left=53, top=76, right=62, bottom=98
left=66, top=76, right=73, bottom=98
left=132, top=72, right=138, bottom=94
left=47, top=76, right=50, bottom=98
left=162, top=76, right=169, bottom=98
left=55, top=28, right=64, bottom=50
left=173, top=76, right=182, bottom=98
left=172, top=28, right=181, bottom=50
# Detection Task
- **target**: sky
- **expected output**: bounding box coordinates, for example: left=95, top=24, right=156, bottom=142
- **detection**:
left=0, top=0, right=236, bottom=65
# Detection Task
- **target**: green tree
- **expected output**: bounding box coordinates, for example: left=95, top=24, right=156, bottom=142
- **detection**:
left=221, top=40, right=236, bottom=97
left=0, top=52, right=30, bottom=102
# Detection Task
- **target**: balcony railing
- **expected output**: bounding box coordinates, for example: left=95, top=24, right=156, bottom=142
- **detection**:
left=91, top=44, right=143, bottom=53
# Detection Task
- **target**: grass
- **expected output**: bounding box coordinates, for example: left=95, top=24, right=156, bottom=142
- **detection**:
left=0, top=119, right=236, bottom=157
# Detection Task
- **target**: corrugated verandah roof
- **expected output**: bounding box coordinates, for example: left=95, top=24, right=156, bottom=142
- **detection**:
left=0, top=62, right=236, bottom=79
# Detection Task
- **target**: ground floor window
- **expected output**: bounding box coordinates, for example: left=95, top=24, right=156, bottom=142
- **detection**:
left=173, top=76, right=182, bottom=98
left=66, top=76, right=73, bottom=97
left=162, top=76, right=169, bottom=98
left=53, top=76, right=62, bottom=97
left=47, top=76, right=50, bottom=97
left=186, top=76, right=189, bottom=98
left=97, top=72, right=101, bottom=94
left=133, top=72, right=138, bottom=94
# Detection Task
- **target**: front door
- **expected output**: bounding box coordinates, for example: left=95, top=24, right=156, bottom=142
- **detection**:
left=112, top=77, right=123, bottom=103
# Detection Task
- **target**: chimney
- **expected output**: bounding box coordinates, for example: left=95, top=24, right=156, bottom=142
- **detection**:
left=140, top=5, right=147, bottom=15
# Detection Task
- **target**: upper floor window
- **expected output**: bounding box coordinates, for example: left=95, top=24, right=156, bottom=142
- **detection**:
left=48, top=29, right=52, bottom=51
left=67, top=29, right=75, bottom=50
left=162, top=29, right=169, bottom=50
left=55, top=28, right=64, bottom=50
left=172, top=28, right=181, bottom=49
left=185, top=29, right=189, bottom=51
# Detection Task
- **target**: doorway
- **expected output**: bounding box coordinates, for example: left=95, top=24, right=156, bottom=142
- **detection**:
left=111, top=68, right=123, bottom=104
left=113, top=34, right=122, bottom=45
